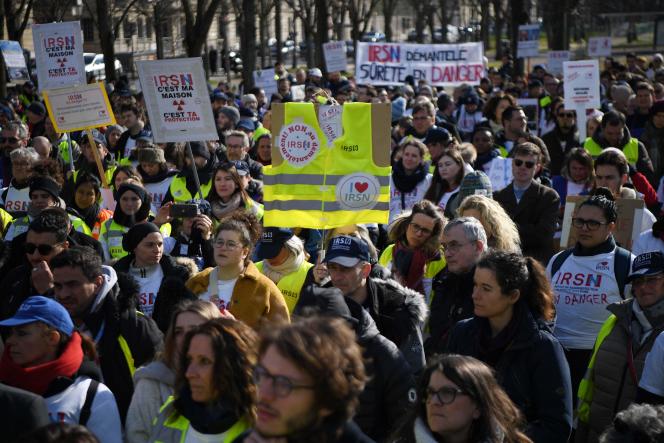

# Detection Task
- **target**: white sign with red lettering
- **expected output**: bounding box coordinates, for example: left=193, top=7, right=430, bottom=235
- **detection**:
left=277, top=120, right=320, bottom=167
left=563, top=60, right=601, bottom=109
left=137, top=58, right=218, bottom=143
left=588, top=37, right=612, bottom=57
left=323, top=41, right=347, bottom=73
left=547, top=50, right=571, bottom=75
left=355, top=42, right=484, bottom=86
left=32, top=22, right=86, bottom=91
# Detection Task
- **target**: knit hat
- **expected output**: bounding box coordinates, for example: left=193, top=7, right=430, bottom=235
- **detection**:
left=27, top=101, right=46, bottom=117
left=218, top=106, right=240, bottom=126
left=105, top=124, right=124, bottom=145
left=189, top=141, right=210, bottom=160
left=308, top=68, right=323, bottom=78
left=115, top=183, right=151, bottom=224
left=456, top=171, right=493, bottom=203
left=137, top=147, right=166, bottom=164
left=29, top=176, right=61, bottom=201
left=82, top=129, right=106, bottom=147
left=117, top=182, right=149, bottom=203
left=122, top=222, right=162, bottom=253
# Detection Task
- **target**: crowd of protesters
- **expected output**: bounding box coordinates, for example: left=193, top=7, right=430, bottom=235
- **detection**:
left=1, top=49, right=664, bottom=443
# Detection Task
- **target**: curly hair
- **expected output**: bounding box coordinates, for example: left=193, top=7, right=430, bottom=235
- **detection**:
left=477, top=250, right=555, bottom=321
left=457, top=195, right=521, bottom=253
left=599, top=403, right=664, bottom=443
left=214, top=210, right=262, bottom=264
left=258, top=316, right=366, bottom=443
left=391, top=354, right=531, bottom=443
left=388, top=200, right=446, bottom=256
left=175, top=318, right=258, bottom=422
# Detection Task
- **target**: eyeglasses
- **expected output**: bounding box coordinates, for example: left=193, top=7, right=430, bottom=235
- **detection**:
left=426, top=386, right=468, bottom=405
left=226, top=144, right=244, bottom=150
left=214, top=239, right=241, bottom=250
left=409, top=222, right=433, bottom=236
left=25, top=242, right=62, bottom=255
left=514, top=159, right=536, bottom=169
left=557, top=112, right=576, bottom=119
left=253, top=364, right=315, bottom=398
left=572, top=217, right=608, bottom=231
left=442, top=241, right=472, bottom=254
left=413, top=115, right=432, bottom=121
left=631, top=275, right=664, bottom=288
left=0, top=136, right=19, bottom=144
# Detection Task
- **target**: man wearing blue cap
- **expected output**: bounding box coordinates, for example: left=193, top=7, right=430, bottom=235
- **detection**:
left=323, top=235, right=426, bottom=372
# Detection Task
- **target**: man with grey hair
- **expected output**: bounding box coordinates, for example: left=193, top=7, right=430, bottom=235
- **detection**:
left=0, top=121, right=29, bottom=187
left=426, top=216, right=488, bottom=355
left=0, top=146, right=39, bottom=215
left=222, top=130, right=263, bottom=180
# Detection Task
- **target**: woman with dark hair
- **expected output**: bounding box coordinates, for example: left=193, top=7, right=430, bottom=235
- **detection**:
left=424, top=148, right=466, bottom=217
left=446, top=250, right=573, bottom=443
left=126, top=300, right=222, bottom=443
left=0, top=296, right=122, bottom=443
left=389, top=139, right=432, bottom=223
left=147, top=318, right=258, bottom=442
left=111, top=165, right=142, bottom=195
left=70, top=172, right=113, bottom=239
left=392, top=354, right=532, bottom=443
left=252, top=133, right=272, bottom=166
left=552, top=148, right=594, bottom=206
left=185, top=211, right=289, bottom=328
left=379, top=200, right=446, bottom=299
left=482, top=92, right=516, bottom=134
left=207, top=162, right=264, bottom=222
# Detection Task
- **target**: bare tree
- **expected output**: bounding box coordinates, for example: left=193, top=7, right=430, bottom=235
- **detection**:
left=257, top=0, right=274, bottom=68
left=231, top=0, right=257, bottom=88
left=408, top=0, right=432, bottom=42
left=492, top=0, right=506, bottom=59
left=181, top=0, right=225, bottom=57
left=330, top=0, right=346, bottom=41
left=382, top=0, right=398, bottom=42
left=285, top=0, right=317, bottom=66
left=347, top=0, right=381, bottom=51
left=4, top=0, right=34, bottom=44
left=274, top=0, right=283, bottom=63
left=434, top=0, right=454, bottom=43
left=33, top=0, right=77, bottom=23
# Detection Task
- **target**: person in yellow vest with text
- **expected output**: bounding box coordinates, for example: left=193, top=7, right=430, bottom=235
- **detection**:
left=255, top=228, right=314, bottom=313
left=584, top=110, right=655, bottom=185
left=162, top=141, right=216, bottom=205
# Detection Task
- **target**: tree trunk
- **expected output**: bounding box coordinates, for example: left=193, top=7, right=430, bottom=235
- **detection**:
left=241, top=0, right=256, bottom=89
left=259, top=2, right=267, bottom=68
left=428, top=9, right=436, bottom=43
left=4, top=0, right=34, bottom=44
left=382, top=0, right=396, bottom=42
left=542, top=0, right=565, bottom=50
left=95, top=0, right=117, bottom=83
left=510, top=0, right=527, bottom=75
left=315, top=0, right=327, bottom=71
left=154, top=4, right=164, bottom=59
left=275, top=0, right=282, bottom=63
left=492, top=0, right=504, bottom=59
left=480, top=0, right=490, bottom=49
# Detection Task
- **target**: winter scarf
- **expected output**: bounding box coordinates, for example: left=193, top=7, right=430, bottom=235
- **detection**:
left=174, top=385, right=241, bottom=434
left=211, top=193, right=242, bottom=220
left=392, top=160, right=428, bottom=210
left=393, top=240, right=435, bottom=294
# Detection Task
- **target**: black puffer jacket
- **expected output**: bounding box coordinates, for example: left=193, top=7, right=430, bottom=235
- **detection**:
left=446, top=305, right=573, bottom=443
left=364, top=277, right=428, bottom=373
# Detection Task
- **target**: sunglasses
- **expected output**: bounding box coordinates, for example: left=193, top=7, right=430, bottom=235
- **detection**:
left=557, top=112, right=575, bottom=118
left=25, top=242, right=62, bottom=255
left=514, top=159, right=536, bottom=169
left=0, top=136, right=19, bottom=144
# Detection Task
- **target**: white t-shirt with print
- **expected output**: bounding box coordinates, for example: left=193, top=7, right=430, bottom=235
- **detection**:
left=639, top=331, right=664, bottom=397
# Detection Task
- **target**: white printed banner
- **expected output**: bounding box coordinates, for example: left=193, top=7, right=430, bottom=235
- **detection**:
left=32, top=22, right=86, bottom=91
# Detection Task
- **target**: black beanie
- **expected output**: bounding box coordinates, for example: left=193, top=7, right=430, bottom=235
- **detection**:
left=114, top=182, right=151, bottom=225
left=189, top=141, right=210, bottom=160
left=29, top=176, right=61, bottom=201
left=122, top=222, right=161, bottom=253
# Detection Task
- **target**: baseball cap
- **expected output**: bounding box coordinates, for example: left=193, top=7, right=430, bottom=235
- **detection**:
left=82, top=129, right=107, bottom=147
left=257, top=227, right=294, bottom=259
left=627, top=252, right=664, bottom=282
left=424, top=127, right=452, bottom=145
left=236, top=120, right=256, bottom=132
left=231, top=160, right=250, bottom=176
left=324, top=236, right=370, bottom=267
left=0, top=296, right=74, bottom=336
left=211, top=90, right=229, bottom=101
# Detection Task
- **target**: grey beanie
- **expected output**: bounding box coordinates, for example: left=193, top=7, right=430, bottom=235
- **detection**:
left=218, top=106, right=240, bottom=126
left=137, top=147, right=166, bottom=164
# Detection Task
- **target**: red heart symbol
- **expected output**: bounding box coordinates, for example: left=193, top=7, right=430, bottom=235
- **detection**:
left=354, top=182, right=368, bottom=193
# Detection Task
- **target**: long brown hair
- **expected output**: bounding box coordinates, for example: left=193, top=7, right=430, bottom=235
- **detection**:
left=424, top=148, right=465, bottom=203
left=175, top=318, right=258, bottom=421
left=207, top=162, right=250, bottom=206
left=388, top=200, right=446, bottom=256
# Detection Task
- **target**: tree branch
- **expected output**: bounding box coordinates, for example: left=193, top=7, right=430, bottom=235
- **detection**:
left=113, top=0, right=141, bottom=37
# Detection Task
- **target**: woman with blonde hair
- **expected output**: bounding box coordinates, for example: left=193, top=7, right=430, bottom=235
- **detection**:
left=457, top=195, right=521, bottom=253
left=126, top=300, right=223, bottom=443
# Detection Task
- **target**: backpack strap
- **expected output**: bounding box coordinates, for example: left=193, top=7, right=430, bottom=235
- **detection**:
left=79, top=379, right=100, bottom=426
left=614, top=247, right=631, bottom=299
left=550, top=249, right=574, bottom=277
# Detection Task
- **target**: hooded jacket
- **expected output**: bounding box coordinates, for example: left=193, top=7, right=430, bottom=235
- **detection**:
left=640, top=120, right=664, bottom=187
left=125, top=360, right=176, bottom=443
left=446, top=306, right=573, bottom=443
left=77, top=265, right=164, bottom=424
left=589, top=125, right=654, bottom=184
left=364, top=277, right=428, bottom=373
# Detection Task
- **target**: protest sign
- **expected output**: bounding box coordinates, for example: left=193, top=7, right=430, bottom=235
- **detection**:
left=42, top=82, right=115, bottom=132
left=32, top=22, right=86, bottom=91
left=560, top=196, right=644, bottom=250
left=355, top=42, right=484, bottom=87
left=253, top=68, right=278, bottom=97
left=564, top=59, right=600, bottom=141
left=517, top=24, right=541, bottom=58
left=587, top=36, right=612, bottom=57
left=0, top=40, right=29, bottom=82
left=137, top=58, right=218, bottom=143
left=547, top=50, right=571, bottom=75
left=323, top=41, right=347, bottom=73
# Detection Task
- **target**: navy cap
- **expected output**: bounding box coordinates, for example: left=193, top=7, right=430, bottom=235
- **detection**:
left=324, top=236, right=370, bottom=267
left=82, top=129, right=107, bottom=147
left=0, top=296, right=74, bottom=336
left=257, top=227, right=294, bottom=260
left=424, top=127, right=452, bottom=145
left=212, top=90, right=229, bottom=101
left=627, top=252, right=664, bottom=282
left=236, top=119, right=256, bottom=132
left=231, top=160, right=250, bottom=176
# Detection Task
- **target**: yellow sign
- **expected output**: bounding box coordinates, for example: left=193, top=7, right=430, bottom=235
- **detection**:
left=43, top=82, right=115, bottom=132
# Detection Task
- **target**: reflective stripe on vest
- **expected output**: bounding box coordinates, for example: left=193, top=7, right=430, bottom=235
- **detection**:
left=71, top=215, right=92, bottom=236
left=264, top=103, right=391, bottom=229
left=255, top=260, right=313, bottom=313
left=58, top=139, right=79, bottom=164
left=498, top=145, right=509, bottom=158
left=378, top=244, right=446, bottom=302
left=117, top=334, right=136, bottom=377
left=576, top=314, right=618, bottom=424
left=150, top=396, right=248, bottom=443
left=168, top=176, right=212, bottom=203
left=584, top=137, right=639, bottom=165
left=246, top=198, right=264, bottom=221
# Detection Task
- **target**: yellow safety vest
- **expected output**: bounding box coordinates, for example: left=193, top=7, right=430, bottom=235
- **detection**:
left=149, top=396, right=248, bottom=443
left=245, top=197, right=264, bottom=221
left=264, top=103, right=391, bottom=229
left=498, top=145, right=509, bottom=158
left=58, top=138, right=79, bottom=165
left=255, top=260, right=313, bottom=313
left=72, top=166, right=116, bottom=188
left=0, top=207, right=13, bottom=238
left=378, top=244, right=446, bottom=302
left=99, top=219, right=171, bottom=260
left=168, top=176, right=213, bottom=203
left=584, top=137, right=639, bottom=166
